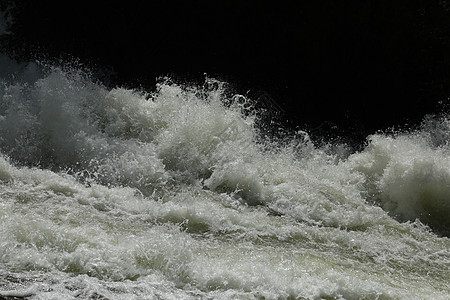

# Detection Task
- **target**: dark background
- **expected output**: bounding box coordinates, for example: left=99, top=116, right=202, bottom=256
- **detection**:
left=1, top=0, right=450, bottom=145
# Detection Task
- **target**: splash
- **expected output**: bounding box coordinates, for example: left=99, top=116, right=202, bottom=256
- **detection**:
left=347, top=121, right=450, bottom=236
left=0, top=55, right=449, bottom=299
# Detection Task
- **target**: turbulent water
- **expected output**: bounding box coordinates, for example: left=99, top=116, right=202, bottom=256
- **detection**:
left=0, top=54, right=449, bottom=299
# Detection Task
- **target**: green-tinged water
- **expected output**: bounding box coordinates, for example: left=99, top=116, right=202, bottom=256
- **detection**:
left=0, top=54, right=449, bottom=299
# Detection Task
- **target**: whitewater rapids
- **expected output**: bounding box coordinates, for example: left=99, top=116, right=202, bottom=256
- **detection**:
left=0, top=54, right=449, bottom=299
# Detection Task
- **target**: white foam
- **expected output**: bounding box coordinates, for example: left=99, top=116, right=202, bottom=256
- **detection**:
left=0, top=57, right=449, bottom=299
left=347, top=131, right=450, bottom=234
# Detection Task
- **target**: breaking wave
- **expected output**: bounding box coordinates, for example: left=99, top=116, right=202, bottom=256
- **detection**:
left=0, top=54, right=449, bottom=299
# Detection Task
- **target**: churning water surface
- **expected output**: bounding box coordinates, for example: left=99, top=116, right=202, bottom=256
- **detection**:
left=0, top=54, right=449, bottom=299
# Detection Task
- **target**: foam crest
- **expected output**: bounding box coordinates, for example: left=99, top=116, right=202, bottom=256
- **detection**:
left=0, top=66, right=259, bottom=194
left=347, top=128, right=450, bottom=235
left=0, top=60, right=446, bottom=231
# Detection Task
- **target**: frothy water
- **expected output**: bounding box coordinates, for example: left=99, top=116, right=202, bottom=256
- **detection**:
left=0, top=54, right=449, bottom=299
